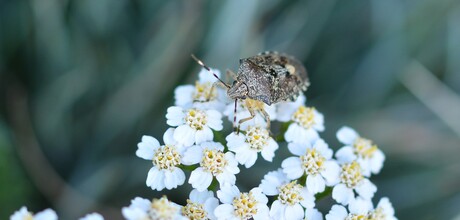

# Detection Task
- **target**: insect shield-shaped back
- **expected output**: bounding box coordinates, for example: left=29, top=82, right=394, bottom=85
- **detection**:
left=232, top=52, right=309, bottom=105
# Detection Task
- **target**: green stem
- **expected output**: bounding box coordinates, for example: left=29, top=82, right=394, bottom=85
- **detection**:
left=315, top=186, right=332, bottom=201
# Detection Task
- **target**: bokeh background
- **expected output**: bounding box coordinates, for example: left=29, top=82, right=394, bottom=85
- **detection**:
left=1, top=0, right=460, bottom=219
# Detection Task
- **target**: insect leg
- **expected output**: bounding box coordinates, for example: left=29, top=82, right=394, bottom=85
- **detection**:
left=237, top=103, right=256, bottom=134
left=259, top=108, right=271, bottom=131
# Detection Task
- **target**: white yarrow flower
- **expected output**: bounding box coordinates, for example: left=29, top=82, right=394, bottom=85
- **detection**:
left=122, top=196, right=187, bottom=220
left=282, top=139, right=340, bottom=194
left=166, top=106, right=223, bottom=147
left=284, top=106, right=324, bottom=144
left=226, top=126, right=279, bottom=168
left=136, top=128, right=186, bottom=191
left=181, top=189, right=219, bottom=220
left=79, top=213, right=104, bottom=220
left=10, top=207, right=58, bottom=220
left=325, top=197, right=373, bottom=220
left=182, top=142, right=240, bottom=191
left=275, top=94, right=306, bottom=122
left=259, top=169, right=315, bottom=220
left=332, top=161, right=377, bottom=205
left=215, top=185, right=270, bottom=220
left=336, top=126, right=385, bottom=177
left=174, top=68, right=228, bottom=111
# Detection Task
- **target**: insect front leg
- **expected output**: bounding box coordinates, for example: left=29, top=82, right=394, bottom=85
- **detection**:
left=237, top=104, right=256, bottom=134
left=259, top=108, right=271, bottom=131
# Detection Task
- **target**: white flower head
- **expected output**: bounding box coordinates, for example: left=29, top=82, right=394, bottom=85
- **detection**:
left=336, top=126, right=385, bottom=177
left=325, top=197, right=373, bottom=220
left=305, top=208, right=324, bottom=220
left=10, top=207, right=58, bottom=220
left=215, top=185, right=269, bottom=220
left=282, top=139, right=340, bottom=194
left=332, top=161, right=377, bottom=205
left=136, top=128, right=186, bottom=191
left=121, top=196, right=187, bottom=220
left=182, top=142, right=240, bottom=191
left=284, top=106, right=324, bottom=144
left=224, top=99, right=277, bottom=130
left=174, top=68, right=229, bottom=112
left=226, top=126, right=279, bottom=168
left=181, top=189, right=219, bottom=220
left=275, top=93, right=306, bottom=122
left=79, top=213, right=104, bottom=220
left=166, top=106, right=223, bottom=147
left=259, top=169, right=315, bottom=220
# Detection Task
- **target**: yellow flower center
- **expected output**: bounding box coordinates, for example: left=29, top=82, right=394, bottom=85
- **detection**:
left=185, top=109, right=208, bottom=130
left=300, top=148, right=326, bottom=175
left=233, top=191, right=258, bottom=219
left=368, top=207, right=386, bottom=220
left=353, top=137, right=378, bottom=159
left=182, top=199, right=207, bottom=220
left=149, top=196, right=178, bottom=220
left=292, top=106, right=316, bottom=129
left=193, top=81, right=217, bottom=102
left=278, top=181, right=304, bottom=206
left=23, top=213, right=34, bottom=220
left=345, top=214, right=367, bottom=220
left=340, top=161, right=364, bottom=188
left=152, top=145, right=181, bottom=171
left=246, top=126, right=269, bottom=151
left=200, top=149, right=227, bottom=175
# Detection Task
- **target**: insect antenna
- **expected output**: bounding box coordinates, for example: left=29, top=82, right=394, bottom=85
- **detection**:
left=191, top=54, right=230, bottom=89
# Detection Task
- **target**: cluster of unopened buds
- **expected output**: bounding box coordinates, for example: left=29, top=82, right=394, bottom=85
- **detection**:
left=11, top=69, right=397, bottom=220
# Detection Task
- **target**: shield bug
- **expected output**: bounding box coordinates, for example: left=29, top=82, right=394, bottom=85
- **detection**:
left=191, top=51, right=309, bottom=131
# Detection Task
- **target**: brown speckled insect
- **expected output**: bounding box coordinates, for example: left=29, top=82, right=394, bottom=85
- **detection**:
left=192, top=51, right=309, bottom=131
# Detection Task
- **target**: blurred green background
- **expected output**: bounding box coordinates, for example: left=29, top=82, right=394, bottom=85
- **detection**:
left=1, top=0, right=460, bottom=219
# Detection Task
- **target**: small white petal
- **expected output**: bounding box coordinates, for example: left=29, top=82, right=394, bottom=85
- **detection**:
left=370, top=149, right=385, bottom=174
left=174, top=85, right=195, bottom=107
left=285, top=203, right=304, bottom=220
left=34, top=209, right=58, bottom=220
left=335, top=146, right=356, bottom=164
left=336, top=126, right=358, bottom=145
left=206, top=110, right=223, bottom=130
left=163, top=128, right=177, bottom=146
left=282, top=157, right=304, bottom=179
left=261, top=139, right=278, bottom=162
left=174, top=125, right=196, bottom=146
left=325, top=205, right=348, bottom=220
left=195, top=127, right=213, bottom=144
left=146, top=167, right=165, bottom=190
left=189, top=168, right=213, bottom=192
left=182, top=145, right=203, bottom=165
left=79, top=213, right=104, bottom=220
left=332, top=184, right=354, bottom=205
left=217, top=184, right=240, bottom=204
left=307, top=174, right=326, bottom=194
left=166, top=106, right=185, bottom=126
left=321, top=161, right=341, bottom=186
left=305, top=208, right=323, bottom=220
left=355, top=179, right=377, bottom=200
left=348, top=197, right=372, bottom=215
left=130, top=197, right=151, bottom=211
left=287, top=142, right=309, bottom=156
left=214, top=204, right=235, bottom=220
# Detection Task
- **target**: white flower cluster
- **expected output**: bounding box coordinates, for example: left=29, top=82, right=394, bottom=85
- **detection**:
left=10, top=68, right=396, bottom=220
